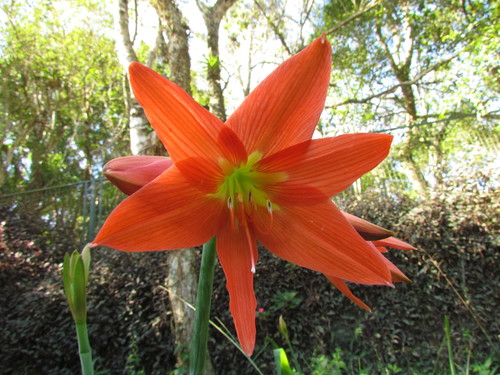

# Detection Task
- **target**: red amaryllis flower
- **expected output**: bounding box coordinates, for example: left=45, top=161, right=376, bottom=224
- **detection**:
left=102, top=155, right=414, bottom=313
left=93, top=35, right=410, bottom=355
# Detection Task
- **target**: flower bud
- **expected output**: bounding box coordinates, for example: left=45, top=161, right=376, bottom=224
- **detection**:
left=103, top=156, right=173, bottom=195
left=63, top=245, right=92, bottom=324
left=278, top=315, right=289, bottom=340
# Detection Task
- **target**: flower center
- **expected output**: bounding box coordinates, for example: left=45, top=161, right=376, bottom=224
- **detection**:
left=212, top=151, right=286, bottom=224
left=211, top=151, right=287, bottom=273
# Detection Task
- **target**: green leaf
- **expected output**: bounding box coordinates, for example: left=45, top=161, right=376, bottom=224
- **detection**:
left=274, top=348, right=293, bottom=375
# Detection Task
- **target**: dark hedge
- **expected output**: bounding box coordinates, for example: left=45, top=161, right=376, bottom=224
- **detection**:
left=1, top=172, right=498, bottom=374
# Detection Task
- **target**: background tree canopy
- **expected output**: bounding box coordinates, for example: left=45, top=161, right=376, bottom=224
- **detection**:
left=0, top=0, right=498, bottom=374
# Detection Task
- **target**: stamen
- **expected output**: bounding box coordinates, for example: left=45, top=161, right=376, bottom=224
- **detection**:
left=228, top=196, right=235, bottom=231
left=243, top=223, right=256, bottom=273
left=248, top=190, right=256, bottom=214
left=266, top=199, right=274, bottom=233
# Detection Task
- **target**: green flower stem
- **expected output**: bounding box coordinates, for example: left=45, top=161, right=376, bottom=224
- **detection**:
left=75, top=322, right=94, bottom=375
left=189, top=237, right=217, bottom=375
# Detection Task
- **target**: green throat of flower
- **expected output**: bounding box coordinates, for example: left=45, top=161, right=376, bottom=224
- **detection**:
left=209, top=151, right=286, bottom=263
left=210, top=151, right=286, bottom=272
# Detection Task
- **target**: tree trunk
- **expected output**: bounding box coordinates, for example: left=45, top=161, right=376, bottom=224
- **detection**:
left=116, top=0, right=151, bottom=155
left=376, top=14, right=430, bottom=194
left=196, top=0, right=237, bottom=121
left=115, top=1, right=206, bottom=372
left=150, top=0, right=192, bottom=95
left=148, top=1, right=214, bottom=372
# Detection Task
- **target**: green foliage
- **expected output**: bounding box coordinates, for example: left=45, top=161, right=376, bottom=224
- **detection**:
left=203, top=54, right=221, bottom=74
left=320, top=0, right=499, bottom=193
left=1, top=164, right=498, bottom=374
left=270, top=290, right=303, bottom=312
left=445, top=317, right=500, bottom=375
left=0, top=204, right=176, bottom=374
left=470, top=357, right=499, bottom=375
left=0, top=0, right=127, bottom=191
left=310, top=349, right=348, bottom=375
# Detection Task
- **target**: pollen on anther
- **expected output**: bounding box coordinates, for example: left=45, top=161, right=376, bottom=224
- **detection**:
left=266, top=199, right=273, bottom=213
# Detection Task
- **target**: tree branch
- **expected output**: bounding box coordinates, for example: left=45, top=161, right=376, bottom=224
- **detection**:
left=324, top=0, right=381, bottom=36
left=330, top=50, right=461, bottom=108
left=253, top=0, right=292, bottom=55
left=195, top=0, right=236, bottom=121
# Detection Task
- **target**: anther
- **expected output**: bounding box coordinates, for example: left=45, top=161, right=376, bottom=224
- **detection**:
left=248, top=190, right=256, bottom=213
left=266, top=199, right=273, bottom=213
left=243, top=224, right=256, bottom=274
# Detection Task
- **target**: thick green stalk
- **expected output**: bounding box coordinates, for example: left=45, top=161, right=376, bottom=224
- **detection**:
left=76, top=322, right=94, bottom=375
left=189, top=237, right=217, bottom=375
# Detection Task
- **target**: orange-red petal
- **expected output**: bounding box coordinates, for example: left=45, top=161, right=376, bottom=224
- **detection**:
left=367, top=242, right=411, bottom=282
left=226, top=36, right=332, bottom=156
left=103, top=156, right=173, bottom=195
left=342, top=212, right=394, bottom=241
left=266, top=182, right=329, bottom=205
left=176, top=157, right=222, bottom=194
left=258, top=134, right=393, bottom=202
left=216, top=223, right=257, bottom=356
left=128, top=62, right=224, bottom=162
left=387, top=262, right=411, bottom=283
left=325, top=275, right=371, bottom=311
left=93, top=165, right=225, bottom=251
left=217, top=126, right=248, bottom=166
left=255, top=201, right=392, bottom=285
left=373, top=237, right=416, bottom=250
